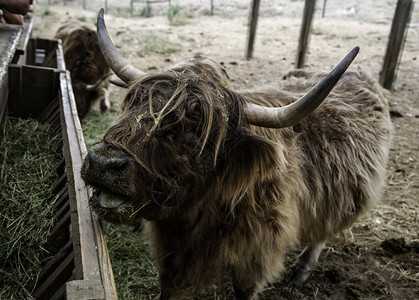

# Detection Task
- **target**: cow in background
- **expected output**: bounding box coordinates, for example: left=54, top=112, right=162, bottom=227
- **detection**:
left=47, top=20, right=112, bottom=119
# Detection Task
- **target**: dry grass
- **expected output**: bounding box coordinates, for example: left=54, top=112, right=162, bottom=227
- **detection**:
left=0, top=118, right=61, bottom=299
left=103, top=223, right=160, bottom=299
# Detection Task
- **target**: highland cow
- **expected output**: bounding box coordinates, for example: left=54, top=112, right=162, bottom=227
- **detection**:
left=81, top=9, right=392, bottom=299
left=52, top=20, right=112, bottom=119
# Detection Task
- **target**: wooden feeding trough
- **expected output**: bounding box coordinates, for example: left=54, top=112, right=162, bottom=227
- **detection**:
left=0, top=14, right=117, bottom=300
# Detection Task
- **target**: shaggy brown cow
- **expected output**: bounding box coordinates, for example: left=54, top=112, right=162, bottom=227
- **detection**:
left=51, top=20, right=112, bottom=119
left=81, top=9, right=392, bottom=299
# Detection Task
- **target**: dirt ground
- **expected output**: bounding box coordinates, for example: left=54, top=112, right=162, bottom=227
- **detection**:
left=32, top=0, right=418, bottom=299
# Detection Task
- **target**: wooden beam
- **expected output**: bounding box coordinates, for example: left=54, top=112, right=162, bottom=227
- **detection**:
left=246, top=0, right=261, bottom=59
left=60, top=71, right=118, bottom=299
left=296, top=0, right=316, bottom=68
left=379, top=0, right=413, bottom=90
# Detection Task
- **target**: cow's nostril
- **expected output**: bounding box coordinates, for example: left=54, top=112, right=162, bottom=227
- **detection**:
left=87, top=152, right=128, bottom=170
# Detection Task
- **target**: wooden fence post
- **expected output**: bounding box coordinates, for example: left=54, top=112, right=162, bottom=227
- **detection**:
left=130, top=0, right=134, bottom=16
left=246, top=0, right=261, bottom=59
left=296, top=0, right=316, bottom=68
left=379, top=0, right=413, bottom=90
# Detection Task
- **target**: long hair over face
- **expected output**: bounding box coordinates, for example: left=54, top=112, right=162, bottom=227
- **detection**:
left=100, top=69, right=249, bottom=208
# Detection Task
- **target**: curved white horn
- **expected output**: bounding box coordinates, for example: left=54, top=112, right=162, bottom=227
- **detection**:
left=244, top=46, right=360, bottom=128
left=97, top=8, right=146, bottom=84
left=86, top=73, right=113, bottom=91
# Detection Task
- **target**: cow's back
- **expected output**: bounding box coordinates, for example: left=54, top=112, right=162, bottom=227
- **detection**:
left=245, top=69, right=392, bottom=244
left=54, top=20, right=109, bottom=84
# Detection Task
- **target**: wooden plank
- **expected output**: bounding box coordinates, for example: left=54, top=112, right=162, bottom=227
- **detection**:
left=49, top=283, right=67, bottom=300
left=246, top=0, right=261, bottom=59
left=52, top=137, right=63, bottom=154
left=0, top=71, right=9, bottom=137
left=33, top=251, right=75, bottom=300
left=51, top=117, right=63, bottom=138
left=54, top=158, right=66, bottom=181
left=51, top=113, right=62, bottom=131
left=55, top=40, right=66, bottom=71
left=55, top=200, right=70, bottom=221
left=66, top=280, right=106, bottom=300
left=296, top=0, right=316, bottom=68
left=45, top=210, right=71, bottom=250
left=52, top=172, right=68, bottom=196
left=59, top=71, right=118, bottom=299
left=52, top=185, right=69, bottom=209
left=37, top=96, right=60, bottom=123
left=26, top=38, right=63, bottom=68
left=50, top=113, right=62, bottom=131
left=13, top=14, right=35, bottom=64
left=34, top=240, right=73, bottom=288
left=379, top=0, right=413, bottom=90
left=8, top=64, right=60, bottom=118
left=51, top=137, right=63, bottom=154
left=22, top=65, right=57, bottom=89
left=7, top=64, right=22, bottom=117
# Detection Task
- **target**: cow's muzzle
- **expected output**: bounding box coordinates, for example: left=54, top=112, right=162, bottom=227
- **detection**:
left=81, top=149, right=132, bottom=194
left=93, top=189, right=129, bottom=209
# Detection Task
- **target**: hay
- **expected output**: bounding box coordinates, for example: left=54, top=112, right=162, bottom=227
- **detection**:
left=0, top=118, right=61, bottom=299
left=103, top=223, right=160, bottom=299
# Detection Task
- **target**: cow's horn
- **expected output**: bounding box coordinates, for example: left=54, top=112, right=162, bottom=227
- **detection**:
left=244, top=46, right=360, bottom=128
left=86, top=73, right=113, bottom=91
left=97, top=8, right=146, bottom=83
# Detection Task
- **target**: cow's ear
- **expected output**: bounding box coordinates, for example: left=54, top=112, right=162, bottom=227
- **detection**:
left=217, top=135, right=280, bottom=201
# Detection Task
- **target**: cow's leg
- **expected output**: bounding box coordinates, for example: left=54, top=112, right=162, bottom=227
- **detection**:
left=233, top=284, right=257, bottom=300
left=232, top=272, right=260, bottom=300
left=287, top=242, right=325, bottom=283
left=159, top=290, right=170, bottom=300
left=100, top=97, right=110, bottom=112
left=100, top=88, right=110, bottom=112
left=159, top=286, right=184, bottom=300
left=159, top=289, right=177, bottom=300
left=158, top=270, right=190, bottom=300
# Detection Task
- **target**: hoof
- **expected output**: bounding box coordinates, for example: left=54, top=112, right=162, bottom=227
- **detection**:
left=100, top=98, right=110, bottom=112
left=100, top=102, right=109, bottom=112
left=286, top=263, right=312, bottom=284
